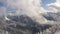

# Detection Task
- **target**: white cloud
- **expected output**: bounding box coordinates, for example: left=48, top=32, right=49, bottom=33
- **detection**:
left=47, top=0, right=60, bottom=12
left=0, top=7, right=6, bottom=16
left=6, top=0, right=46, bottom=16
left=0, top=0, right=47, bottom=16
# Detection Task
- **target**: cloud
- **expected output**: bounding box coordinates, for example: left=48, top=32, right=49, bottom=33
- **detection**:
left=0, top=0, right=47, bottom=16
left=0, top=7, right=6, bottom=16
left=47, top=0, right=60, bottom=12
left=5, top=0, right=46, bottom=16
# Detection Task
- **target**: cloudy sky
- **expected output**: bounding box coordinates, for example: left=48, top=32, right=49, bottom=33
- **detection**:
left=0, top=0, right=60, bottom=16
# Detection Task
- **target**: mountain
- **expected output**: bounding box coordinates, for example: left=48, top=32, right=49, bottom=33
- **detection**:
left=0, top=15, right=53, bottom=34
left=0, top=12, right=60, bottom=34
left=42, top=12, right=60, bottom=22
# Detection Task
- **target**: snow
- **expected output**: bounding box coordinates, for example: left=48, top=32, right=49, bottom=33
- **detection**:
left=5, top=16, right=10, bottom=21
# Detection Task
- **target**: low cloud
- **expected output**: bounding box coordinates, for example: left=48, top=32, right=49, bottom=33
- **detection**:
left=47, top=0, right=60, bottom=12
left=0, top=7, right=6, bottom=16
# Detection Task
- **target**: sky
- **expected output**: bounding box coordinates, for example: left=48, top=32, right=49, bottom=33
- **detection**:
left=41, top=0, right=56, bottom=9
left=0, top=0, right=60, bottom=16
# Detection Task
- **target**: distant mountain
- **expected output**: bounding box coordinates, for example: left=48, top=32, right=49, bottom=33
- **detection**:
left=42, top=12, right=60, bottom=22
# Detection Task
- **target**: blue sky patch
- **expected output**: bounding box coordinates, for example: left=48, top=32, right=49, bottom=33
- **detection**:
left=0, top=2, right=4, bottom=7
left=41, top=0, right=56, bottom=9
